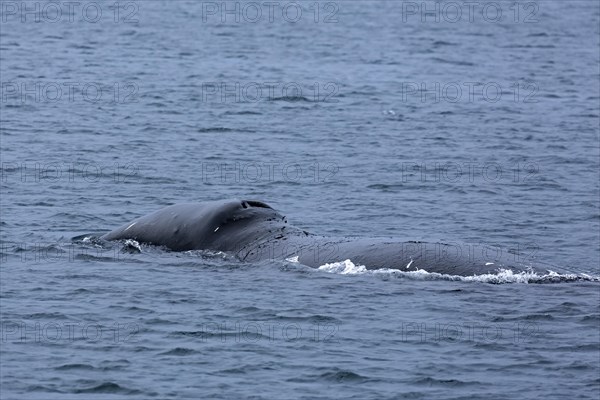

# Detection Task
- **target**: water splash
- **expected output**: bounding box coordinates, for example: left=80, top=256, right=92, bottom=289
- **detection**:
left=315, top=259, right=600, bottom=284
left=317, top=259, right=368, bottom=275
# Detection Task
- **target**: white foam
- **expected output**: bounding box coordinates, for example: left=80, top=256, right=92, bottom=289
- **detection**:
left=318, top=259, right=368, bottom=275
left=286, top=255, right=299, bottom=263
left=123, top=239, right=142, bottom=252
left=315, top=259, right=600, bottom=283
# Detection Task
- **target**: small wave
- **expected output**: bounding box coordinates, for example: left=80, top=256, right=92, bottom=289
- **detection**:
left=55, top=363, right=96, bottom=371
left=319, top=369, right=370, bottom=383
left=412, top=376, right=481, bottom=387
left=221, top=110, right=263, bottom=116
left=73, top=382, right=141, bottom=395
left=159, top=347, right=198, bottom=356
left=196, top=127, right=234, bottom=133
left=315, top=259, right=600, bottom=284
left=288, top=368, right=372, bottom=383
left=432, top=40, right=457, bottom=46
left=269, top=95, right=312, bottom=102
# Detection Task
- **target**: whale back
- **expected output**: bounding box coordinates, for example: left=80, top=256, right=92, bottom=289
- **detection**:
left=100, top=199, right=560, bottom=276
left=101, top=200, right=286, bottom=252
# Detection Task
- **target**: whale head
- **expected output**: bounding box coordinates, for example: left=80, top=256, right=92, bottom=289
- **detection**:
left=101, top=199, right=286, bottom=252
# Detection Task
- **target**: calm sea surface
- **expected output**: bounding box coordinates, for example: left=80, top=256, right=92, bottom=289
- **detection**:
left=1, top=1, right=599, bottom=399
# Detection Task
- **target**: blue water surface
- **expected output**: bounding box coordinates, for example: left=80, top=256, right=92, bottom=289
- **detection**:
left=1, top=1, right=599, bottom=399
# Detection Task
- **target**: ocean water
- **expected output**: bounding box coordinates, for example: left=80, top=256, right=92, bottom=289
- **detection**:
left=1, top=1, right=599, bottom=399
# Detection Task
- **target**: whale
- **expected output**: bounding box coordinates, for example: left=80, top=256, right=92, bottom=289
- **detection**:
left=100, top=199, right=551, bottom=276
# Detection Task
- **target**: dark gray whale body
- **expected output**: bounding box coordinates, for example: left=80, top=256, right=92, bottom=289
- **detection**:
left=101, top=199, right=546, bottom=276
